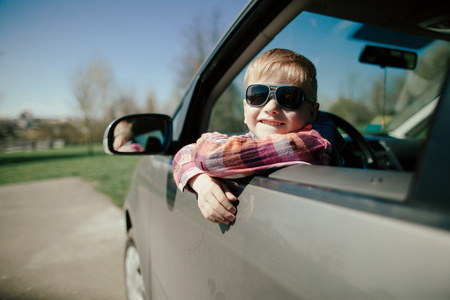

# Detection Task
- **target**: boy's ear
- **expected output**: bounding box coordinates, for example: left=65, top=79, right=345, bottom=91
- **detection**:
left=310, top=102, right=320, bottom=121
left=243, top=99, right=248, bottom=124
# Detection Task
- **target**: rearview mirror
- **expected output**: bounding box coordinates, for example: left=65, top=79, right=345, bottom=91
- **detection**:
left=103, top=114, right=172, bottom=155
left=359, top=45, right=417, bottom=69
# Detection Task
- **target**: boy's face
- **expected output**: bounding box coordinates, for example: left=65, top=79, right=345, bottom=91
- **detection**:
left=243, top=77, right=319, bottom=139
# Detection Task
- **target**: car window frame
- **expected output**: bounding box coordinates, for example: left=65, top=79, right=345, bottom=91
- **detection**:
left=172, top=0, right=450, bottom=232
left=170, top=0, right=305, bottom=150
left=409, top=70, right=450, bottom=216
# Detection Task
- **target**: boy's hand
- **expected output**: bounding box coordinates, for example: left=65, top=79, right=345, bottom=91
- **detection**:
left=188, top=173, right=237, bottom=225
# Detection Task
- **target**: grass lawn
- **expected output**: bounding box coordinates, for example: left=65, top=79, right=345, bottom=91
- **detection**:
left=0, top=144, right=141, bottom=207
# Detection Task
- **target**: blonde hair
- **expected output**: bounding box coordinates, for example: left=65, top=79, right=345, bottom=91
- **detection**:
left=244, top=48, right=318, bottom=102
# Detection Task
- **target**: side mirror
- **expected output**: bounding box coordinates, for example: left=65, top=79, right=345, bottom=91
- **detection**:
left=103, top=114, right=172, bottom=155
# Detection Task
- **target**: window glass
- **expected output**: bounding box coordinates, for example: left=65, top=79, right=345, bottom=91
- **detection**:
left=209, top=12, right=450, bottom=140
left=208, top=84, right=246, bottom=134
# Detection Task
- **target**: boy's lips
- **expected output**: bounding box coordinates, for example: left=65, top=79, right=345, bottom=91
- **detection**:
left=259, top=119, right=285, bottom=126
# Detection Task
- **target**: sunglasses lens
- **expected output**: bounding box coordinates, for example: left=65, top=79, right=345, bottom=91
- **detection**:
left=246, top=85, right=270, bottom=106
left=276, top=87, right=302, bottom=109
left=246, top=85, right=305, bottom=110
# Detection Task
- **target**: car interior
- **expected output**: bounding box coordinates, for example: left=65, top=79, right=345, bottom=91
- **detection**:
left=205, top=0, right=450, bottom=174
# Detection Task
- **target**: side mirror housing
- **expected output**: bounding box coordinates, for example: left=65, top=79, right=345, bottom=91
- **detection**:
left=103, top=114, right=172, bottom=155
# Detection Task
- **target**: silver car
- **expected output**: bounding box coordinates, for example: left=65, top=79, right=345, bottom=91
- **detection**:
left=104, top=0, right=450, bottom=299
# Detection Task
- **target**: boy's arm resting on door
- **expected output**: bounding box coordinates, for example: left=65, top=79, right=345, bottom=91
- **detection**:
left=172, top=128, right=331, bottom=224
left=172, top=139, right=237, bottom=225
left=194, top=126, right=331, bottom=177
left=173, top=127, right=331, bottom=191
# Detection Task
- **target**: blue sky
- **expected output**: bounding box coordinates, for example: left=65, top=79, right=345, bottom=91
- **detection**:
left=0, top=0, right=248, bottom=118
left=1, top=1, right=435, bottom=121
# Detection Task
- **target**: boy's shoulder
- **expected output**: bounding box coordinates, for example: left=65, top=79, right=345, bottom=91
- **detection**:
left=310, top=111, right=346, bottom=163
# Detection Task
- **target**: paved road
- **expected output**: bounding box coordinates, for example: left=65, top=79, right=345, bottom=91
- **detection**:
left=0, top=177, right=126, bottom=300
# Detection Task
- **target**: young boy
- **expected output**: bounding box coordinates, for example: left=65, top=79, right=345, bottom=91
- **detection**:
left=172, top=48, right=344, bottom=225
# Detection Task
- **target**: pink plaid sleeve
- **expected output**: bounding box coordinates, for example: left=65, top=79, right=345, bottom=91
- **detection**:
left=172, top=143, right=205, bottom=192
left=172, top=127, right=331, bottom=192
left=195, top=127, right=331, bottom=178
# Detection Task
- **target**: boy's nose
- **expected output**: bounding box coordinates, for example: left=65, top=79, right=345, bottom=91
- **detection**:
left=264, top=95, right=281, bottom=114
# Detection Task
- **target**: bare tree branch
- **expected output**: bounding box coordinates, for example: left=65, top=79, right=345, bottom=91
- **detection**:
left=71, top=57, right=116, bottom=153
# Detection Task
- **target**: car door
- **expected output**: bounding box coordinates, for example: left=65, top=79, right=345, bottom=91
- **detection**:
left=143, top=84, right=450, bottom=300
left=145, top=154, right=449, bottom=300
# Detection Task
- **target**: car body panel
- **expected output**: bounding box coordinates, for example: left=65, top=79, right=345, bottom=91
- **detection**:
left=128, top=155, right=450, bottom=299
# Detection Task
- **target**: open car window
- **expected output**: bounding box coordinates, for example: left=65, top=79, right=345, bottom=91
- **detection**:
left=208, top=11, right=450, bottom=172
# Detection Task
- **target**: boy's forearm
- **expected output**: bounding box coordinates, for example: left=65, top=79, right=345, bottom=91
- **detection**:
left=172, top=129, right=331, bottom=191
left=173, top=143, right=204, bottom=192
left=194, top=130, right=331, bottom=177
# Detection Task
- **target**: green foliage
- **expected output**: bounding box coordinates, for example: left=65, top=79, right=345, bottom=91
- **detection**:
left=328, top=97, right=375, bottom=127
left=0, top=120, right=18, bottom=139
left=208, top=84, right=247, bottom=134
left=0, top=144, right=140, bottom=207
left=28, top=119, right=87, bottom=144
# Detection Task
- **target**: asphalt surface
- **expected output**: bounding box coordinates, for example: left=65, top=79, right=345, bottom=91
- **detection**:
left=0, top=177, right=126, bottom=300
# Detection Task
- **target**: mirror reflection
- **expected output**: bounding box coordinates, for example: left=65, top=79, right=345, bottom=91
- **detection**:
left=113, top=119, right=146, bottom=152
left=105, top=114, right=171, bottom=155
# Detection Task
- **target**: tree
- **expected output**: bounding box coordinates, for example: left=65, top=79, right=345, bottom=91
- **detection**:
left=90, top=58, right=114, bottom=122
left=115, top=90, right=141, bottom=116
left=166, top=7, right=224, bottom=112
left=396, top=41, right=450, bottom=112
left=72, top=68, right=96, bottom=153
left=207, top=84, right=246, bottom=134
left=144, top=91, right=157, bottom=113
left=328, top=97, right=374, bottom=127
left=177, top=9, right=222, bottom=87
left=177, top=8, right=246, bottom=133
left=71, top=57, right=115, bottom=154
left=165, top=7, right=244, bottom=132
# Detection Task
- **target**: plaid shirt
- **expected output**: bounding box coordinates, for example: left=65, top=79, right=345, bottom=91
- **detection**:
left=172, top=124, right=332, bottom=192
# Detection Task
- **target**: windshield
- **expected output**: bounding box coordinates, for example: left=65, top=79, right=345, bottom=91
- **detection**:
left=273, top=12, right=450, bottom=138
left=209, top=11, right=450, bottom=140
left=265, top=12, right=450, bottom=138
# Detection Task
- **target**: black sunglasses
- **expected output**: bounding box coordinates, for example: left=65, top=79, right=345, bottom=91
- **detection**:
left=245, top=84, right=314, bottom=110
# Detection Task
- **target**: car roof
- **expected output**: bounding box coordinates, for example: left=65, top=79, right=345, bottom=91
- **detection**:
left=306, top=0, right=450, bottom=41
